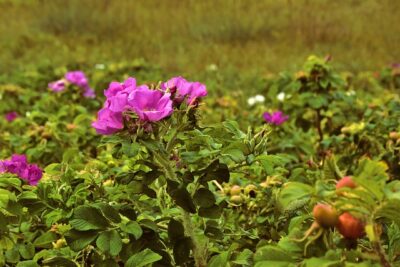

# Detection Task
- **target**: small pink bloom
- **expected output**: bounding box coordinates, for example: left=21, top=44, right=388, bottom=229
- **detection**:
left=263, top=111, right=289, bottom=125
left=5, top=112, right=18, bottom=122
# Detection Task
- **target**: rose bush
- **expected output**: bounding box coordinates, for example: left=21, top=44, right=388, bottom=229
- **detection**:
left=0, top=57, right=399, bottom=266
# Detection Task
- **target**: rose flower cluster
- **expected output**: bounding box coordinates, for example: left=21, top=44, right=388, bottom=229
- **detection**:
left=92, top=76, right=207, bottom=135
left=0, top=154, right=43, bottom=186
left=48, top=71, right=96, bottom=98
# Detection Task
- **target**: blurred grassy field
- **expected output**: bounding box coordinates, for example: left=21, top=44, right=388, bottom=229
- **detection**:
left=1, top=0, right=399, bottom=76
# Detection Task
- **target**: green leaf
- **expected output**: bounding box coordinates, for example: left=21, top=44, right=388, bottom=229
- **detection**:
left=198, top=205, right=222, bottom=219
left=223, top=120, right=246, bottom=139
left=96, top=230, right=122, bottom=256
left=121, top=141, right=141, bottom=157
left=375, top=199, right=400, bottom=226
left=353, top=159, right=388, bottom=201
left=70, top=205, right=110, bottom=231
left=0, top=177, right=22, bottom=188
left=208, top=251, right=231, bottom=267
left=5, top=246, right=20, bottom=263
left=255, top=261, right=296, bottom=267
left=167, top=184, right=196, bottom=214
left=125, top=249, right=162, bottom=267
left=94, top=203, right=121, bottom=224
left=173, top=237, right=192, bottom=265
left=302, top=257, right=341, bottom=267
left=254, top=245, right=294, bottom=262
left=278, top=182, right=313, bottom=211
left=43, top=163, right=62, bottom=175
left=120, top=221, right=143, bottom=240
left=193, top=188, right=216, bottom=208
left=232, top=249, right=253, bottom=265
left=33, top=232, right=57, bottom=248
left=41, top=256, right=78, bottom=267
left=168, top=219, right=185, bottom=244
left=18, top=243, right=35, bottom=259
left=16, top=260, right=40, bottom=267
left=65, top=230, right=98, bottom=252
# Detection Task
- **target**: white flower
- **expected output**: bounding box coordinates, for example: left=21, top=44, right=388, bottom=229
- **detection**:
left=277, top=92, right=285, bottom=101
left=346, top=90, right=356, bottom=96
left=95, top=64, right=105, bottom=70
left=254, top=94, right=265, bottom=103
left=247, top=97, right=256, bottom=106
left=207, top=64, right=218, bottom=72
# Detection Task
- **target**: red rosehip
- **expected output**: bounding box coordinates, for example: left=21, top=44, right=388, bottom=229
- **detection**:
left=336, top=212, right=365, bottom=239
left=312, top=203, right=338, bottom=228
left=336, top=176, right=356, bottom=190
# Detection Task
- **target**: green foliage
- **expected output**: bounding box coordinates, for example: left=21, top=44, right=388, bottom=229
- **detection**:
left=0, top=56, right=399, bottom=266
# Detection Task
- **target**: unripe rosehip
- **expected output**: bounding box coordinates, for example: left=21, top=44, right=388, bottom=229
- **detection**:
left=336, top=176, right=356, bottom=191
left=230, top=195, right=243, bottom=204
left=312, top=203, right=338, bottom=228
left=66, top=123, right=77, bottom=131
left=336, top=212, right=365, bottom=239
left=389, top=131, right=400, bottom=140
left=230, top=185, right=241, bottom=196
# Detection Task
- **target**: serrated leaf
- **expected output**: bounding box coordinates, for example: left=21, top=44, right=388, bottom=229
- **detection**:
left=96, top=230, right=122, bottom=256
left=278, top=182, right=313, bottom=211
left=70, top=206, right=110, bottom=231
left=121, top=221, right=142, bottom=240
left=173, top=237, right=192, bottom=265
left=208, top=251, right=231, bottom=267
left=33, top=232, right=57, bottom=248
left=254, top=245, right=294, bottom=262
left=15, top=260, right=40, bottom=267
left=198, top=205, right=222, bottom=219
left=94, top=203, right=121, bottom=224
left=168, top=219, right=185, bottom=244
left=125, top=249, right=162, bottom=267
left=65, top=230, right=98, bottom=252
left=41, top=256, right=78, bottom=267
left=193, top=188, right=216, bottom=208
left=167, top=185, right=196, bottom=214
left=375, top=199, right=400, bottom=226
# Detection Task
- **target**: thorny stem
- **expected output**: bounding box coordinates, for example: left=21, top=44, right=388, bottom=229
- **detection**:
left=154, top=152, right=207, bottom=267
left=316, top=109, right=324, bottom=143
left=373, top=241, right=392, bottom=267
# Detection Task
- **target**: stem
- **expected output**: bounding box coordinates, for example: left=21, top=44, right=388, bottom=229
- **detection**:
left=182, top=209, right=207, bottom=267
left=154, top=153, right=207, bottom=267
left=316, top=109, right=324, bottom=143
left=373, top=242, right=391, bottom=267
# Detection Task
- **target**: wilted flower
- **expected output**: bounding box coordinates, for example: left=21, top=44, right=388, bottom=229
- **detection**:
left=5, top=111, right=18, bottom=122
left=91, top=108, right=124, bottom=135
left=128, top=87, right=173, bottom=122
left=48, top=79, right=66, bottom=92
left=0, top=154, right=42, bottom=185
left=65, top=71, right=89, bottom=88
left=263, top=111, right=289, bottom=125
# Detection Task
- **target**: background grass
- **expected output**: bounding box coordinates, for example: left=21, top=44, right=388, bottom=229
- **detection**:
left=1, top=0, right=400, bottom=76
